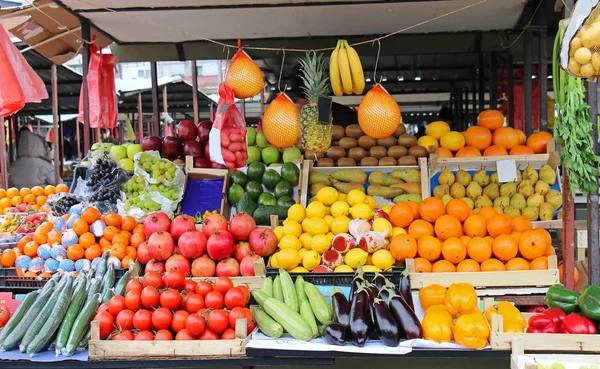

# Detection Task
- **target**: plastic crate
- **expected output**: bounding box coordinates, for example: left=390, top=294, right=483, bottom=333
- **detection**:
left=0, top=268, right=48, bottom=291
left=265, top=268, right=404, bottom=287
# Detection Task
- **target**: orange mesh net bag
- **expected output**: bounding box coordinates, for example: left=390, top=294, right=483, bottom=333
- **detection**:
left=262, top=93, right=300, bottom=148
left=358, top=84, right=401, bottom=139
left=224, top=42, right=264, bottom=99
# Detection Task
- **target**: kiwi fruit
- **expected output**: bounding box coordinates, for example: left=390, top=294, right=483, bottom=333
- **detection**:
left=397, top=134, right=417, bottom=148
left=397, top=156, right=417, bottom=165
left=387, top=145, right=408, bottom=159
left=361, top=157, right=379, bottom=166
left=317, top=158, right=335, bottom=167
left=304, top=150, right=325, bottom=161
left=408, top=146, right=428, bottom=158
left=345, top=124, right=363, bottom=138
left=369, top=146, right=387, bottom=159
left=337, top=158, right=356, bottom=167
left=379, top=157, right=397, bottom=166
left=331, top=140, right=339, bottom=147
left=376, top=136, right=397, bottom=148
left=358, top=135, right=376, bottom=149
left=325, top=146, right=346, bottom=160
left=339, top=137, right=358, bottom=150
left=332, top=125, right=345, bottom=140
left=394, top=124, right=407, bottom=137
left=348, top=147, right=367, bottom=161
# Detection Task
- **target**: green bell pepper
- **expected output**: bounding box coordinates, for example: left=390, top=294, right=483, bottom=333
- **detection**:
left=545, top=284, right=579, bottom=313
left=578, top=285, right=600, bottom=320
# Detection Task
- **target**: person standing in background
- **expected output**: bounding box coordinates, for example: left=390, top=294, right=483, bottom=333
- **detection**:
left=9, top=129, right=57, bottom=188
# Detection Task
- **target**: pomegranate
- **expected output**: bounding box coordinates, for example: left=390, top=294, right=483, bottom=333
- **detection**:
left=331, top=233, right=356, bottom=254
left=206, top=230, right=235, bottom=261
left=137, top=241, right=152, bottom=264
left=233, top=242, right=252, bottom=263
left=229, top=213, right=256, bottom=241
left=373, top=209, right=390, bottom=222
left=191, top=255, right=216, bottom=277
left=143, top=212, right=171, bottom=238
left=202, top=214, right=228, bottom=238
left=170, top=215, right=196, bottom=241
left=215, top=258, right=240, bottom=277
left=248, top=229, right=277, bottom=257
left=142, top=136, right=162, bottom=152
left=197, top=120, right=212, bottom=143
left=358, top=231, right=388, bottom=253
left=321, top=250, right=343, bottom=269
left=178, top=230, right=207, bottom=259
left=145, top=259, right=166, bottom=274
left=312, top=265, right=333, bottom=273
left=147, top=231, right=175, bottom=261
left=240, top=254, right=261, bottom=276
left=165, top=254, right=191, bottom=276
left=177, top=120, right=198, bottom=141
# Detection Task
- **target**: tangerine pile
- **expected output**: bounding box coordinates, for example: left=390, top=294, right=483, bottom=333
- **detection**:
left=387, top=197, right=555, bottom=273
left=0, top=185, right=67, bottom=214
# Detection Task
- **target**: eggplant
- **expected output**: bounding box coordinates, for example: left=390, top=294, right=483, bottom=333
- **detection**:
left=385, top=288, right=423, bottom=340
left=372, top=298, right=400, bottom=347
left=320, top=322, right=346, bottom=346
left=349, top=264, right=366, bottom=300
left=398, top=271, right=415, bottom=310
left=365, top=284, right=378, bottom=300
left=378, top=287, right=391, bottom=301
left=349, top=288, right=370, bottom=347
left=330, top=287, right=351, bottom=329
left=373, top=272, right=387, bottom=291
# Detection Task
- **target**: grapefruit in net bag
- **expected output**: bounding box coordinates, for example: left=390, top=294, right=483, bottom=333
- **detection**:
left=358, top=84, right=400, bottom=139
left=225, top=48, right=264, bottom=99
left=262, top=93, right=300, bottom=148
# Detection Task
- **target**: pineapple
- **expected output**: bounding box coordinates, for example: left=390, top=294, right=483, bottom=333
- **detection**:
left=298, top=52, right=332, bottom=153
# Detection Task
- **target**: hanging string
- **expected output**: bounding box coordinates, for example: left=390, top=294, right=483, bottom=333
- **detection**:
left=222, top=46, right=231, bottom=81
left=373, top=40, right=382, bottom=83
left=500, top=0, right=545, bottom=50
left=277, top=50, right=286, bottom=92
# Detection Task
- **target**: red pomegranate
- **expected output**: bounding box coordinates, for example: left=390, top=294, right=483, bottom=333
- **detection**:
left=176, top=120, right=198, bottom=141
left=215, top=258, right=240, bottom=277
left=331, top=233, right=355, bottom=254
left=170, top=215, right=196, bottom=241
left=191, top=255, right=216, bottom=277
left=248, top=229, right=278, bottom=257
left=373, top=209, right=390, bottom=222
left=145, top=259, right=166, bottom=274
left=312, top=265, right=333, bottom=273
left=178, top=230, right=207, bottom=259
left=233, top=242, right=252, bottom=263
left=147, top=231, right=175, bottom=261
left=137, top=241, right=152, bottom=264
left=321, top=250, right=343, bottom=269
left=144, top=212, right=171, bottom=238
left=229, top=213, right=256, bottom=241
left=240, top=254, right=261, bottom=276
left=202, top=214, right=228, bottom=238
left=206, top=230, right=235, bottom=261
left=165, top=254, right=191, bottom=276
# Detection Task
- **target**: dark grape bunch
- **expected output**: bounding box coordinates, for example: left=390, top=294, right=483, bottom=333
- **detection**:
left=86, top=156, right=118, bottom=187
left=49, top=194, right=82, bottom=216
left=86, top=155, right=130, bottom=207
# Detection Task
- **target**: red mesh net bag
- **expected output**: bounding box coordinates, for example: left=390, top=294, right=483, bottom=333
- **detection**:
left=209, top=84, right=248, bottom=169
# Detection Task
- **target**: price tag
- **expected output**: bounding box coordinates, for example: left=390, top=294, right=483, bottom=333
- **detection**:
left=497, top=159, right=517, bottom=183
left=318, top=97, right=332, bottom=125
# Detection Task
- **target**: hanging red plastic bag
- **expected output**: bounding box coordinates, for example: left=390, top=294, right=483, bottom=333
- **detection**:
left=209, top=83, right=248, bottom=169
left=561, top=0, right=600, bottom=79
left=78, top=44, right=119, bottom=128
left=0, top=24, right=48, bottom=116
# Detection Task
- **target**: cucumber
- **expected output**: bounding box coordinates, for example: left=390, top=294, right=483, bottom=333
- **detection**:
left=101, top=264, right=115, bottom=292
left=0, top=281, right=55, bottom=351
left=63, top=293, right=100, bottom=356
left=262, top=297, right=313, bottom=341
left=101, top=288, right=114, bottom=304
left=253, top=205, right=289, bottom=225
left=278, top=269, right=298, bottom=313
left=95, top=251, right=109, bottom=279
left=300, top=300, right=319, bottom=338
left=252, top=290, right=269, bottom=306
left=303, top=282, right=332, bottom=324
left=261, top=276, right=273, bottom=297
left=273, top=276, right=284, bottom=302
left=85, top=279, right=102, bottom=304
left=55, top=277, right=88, bottom=354
left=77, top=329, right=90, bottom=350
left=40, top=273, right=61, bottom=295
left=295, top=275, right=308, bottom=303
left=0, top=291, right=38, bottom=346
left=253, top=307, right=283, bottom=338
left=114, top=270, right=130, bottom=297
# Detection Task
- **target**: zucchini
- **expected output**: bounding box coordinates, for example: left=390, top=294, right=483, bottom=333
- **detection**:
left=55, top=277, right=88, bottom=354
left=303, top=282, right=332, bottom=324
left=295, top=275, right=308, bottom=303
left=252, top=290, right=269, bottom=306
left=262, top=297, right=313, bottom=341
left=101, top=264, right=115, bottom=293
left=300, top=300, right=319, bottom=337
left=0, top=291, right=38, bottom=346
left=114, top=270, right=130, bottom=297
left=63, top=293, right=100, bottom=356
left=261, top=276, right=273, bottom=297
left=253, top=307, right=283, bottom=338
left=273, top=275, right=284, bottom=302
left=278, top=269, right=299, bottom=312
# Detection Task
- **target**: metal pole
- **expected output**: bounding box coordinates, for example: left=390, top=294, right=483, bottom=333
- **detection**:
left=76, top=120, right=81, bottom=159
left=507, top=54, right=515, bottom=127
left=150, top=62, right=160, bottom=137
left=138, top=93, right=143, bottom=141
left=59, top=114, right=64, bottom=176
left=37, top=121, right=40, bottom=135
left=489, top=53, right=497, bottom=110
left=191, top=61, right=199, bottom=125
left=587, top=81, right=599, bottom=284
left=162, top=85, right=168, bottom=135
left=81, top=19, right=91, bottom=155
left=471, top=66, right=477, bottom=123
left=477, top=33, right=485, bottom=112
left=240, top=100, right=246, bottom=119
left=51, top=65, right=60, bottom=184
left=539, top=26, right=548, bottom=131
left=524, top=29, right=533, bottom=135
left=0, top=117, right=7, bottom=189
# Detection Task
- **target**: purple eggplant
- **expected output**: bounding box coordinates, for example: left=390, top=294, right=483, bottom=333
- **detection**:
left=349, top=264, right=366, bottom=301
left=330, top=287, right=350, bottom=329
left=372, top=272, right=387, bottom=291
left=320, top=322, right=346, bottom=346
left=350, top=288, right=370, bottom=347
left=385, top=288, right=422, bottom=340
left=398, top=271, right=415, bottom=310
left=373, top=298, right=400, bottom=347
left=378, top=287, right=391, bottom=301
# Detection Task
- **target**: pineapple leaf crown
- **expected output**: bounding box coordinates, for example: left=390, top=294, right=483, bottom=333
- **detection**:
left=297, top=52, right=330, bottom=104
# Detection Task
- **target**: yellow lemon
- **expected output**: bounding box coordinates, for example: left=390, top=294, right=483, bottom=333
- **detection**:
left=327, top=232, right=335, bottom=242
left=290, top=266, right=309, bottom=273
left=315, top=186, right=338, bottom=205
left=330, top=216, right=350, bottom=234
left=344, top=248, right=368, bottom=268
left=283, top=221, right=302, bottom=238
left=371, top=249, right=395, bottom=270
left=298, top=248, right=307, bottom=259
left=304, top=218, right=329, bottom=236
left=334, top=265, right=354, bottom=273
left=287, top=204, right=306, bottom=222
left=279, top=235, right=302, bottom=250
left=363, top=265, right=383, bottom=272
left=299, top=233, right=313, bottom=249
left=277, top=248, right=301, bottom=270
left=330, top=201, right=350, bottom=217
left=310, top=234, right=331, bottom=253
left=347, top=189, right=366, bottom=207
left=274, top=226, right=284, bottom=241
left=306, top=201, right=327, bottom=218
left=302, top=250, right=321, bottom=271
left=325, top=206, right=331, bottom=215
left=337, top=193, right=347, bottom=202
left=365, top=196, right=378, bottom=208
left=440, top=131, right=466, bottom=151
left=270, top=252, right=280, bottom=268
left=417, top=135, right=439, bottom=149
left=372, top=218, right=393, bottom=236
left=323, top=215, right=334, bottom=227
left=350, top=203, right=374, bottom=219
left=366, top=253, right=373, bottom=265
left=392, top=227, right=407, bottom=237
left=381, top=205, right=392, bottom=214
left=426, top=121, right=451, bottom=140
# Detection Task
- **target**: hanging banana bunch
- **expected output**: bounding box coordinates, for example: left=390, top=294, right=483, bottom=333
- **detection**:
left=330, top=40, right=365, bottom=96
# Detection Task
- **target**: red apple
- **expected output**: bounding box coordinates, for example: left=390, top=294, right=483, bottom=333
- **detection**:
left=177, top=120, right=197, bottom=141
left=142, top=136, right=162, bottom=152
left=163, top=136, right=182, bottom=157
left=194, top=157, right=211, bottom=168
left=197, top=120, right=212, bottom=143
left=204, top=144, right=211, bottom=161
left=183, top=140, right=203, bottom=158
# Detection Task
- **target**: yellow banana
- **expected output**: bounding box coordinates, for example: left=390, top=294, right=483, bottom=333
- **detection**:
left=345, top=41, right=365, bottom=94
left=329, top=41, right=343, bottom=97
left=338, top=40, right=353, bottom=94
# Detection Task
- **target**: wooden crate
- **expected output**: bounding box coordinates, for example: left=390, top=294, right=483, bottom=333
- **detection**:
left=89, top=318, right=250, bottom=360
left=405, top=255, right=559, bottom=290
left=510, top=337, right=600, bottom=369
left=182, top=156, right=229, bottom=216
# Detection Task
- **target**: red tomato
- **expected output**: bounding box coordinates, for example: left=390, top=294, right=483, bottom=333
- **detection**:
left=107, top=296, right=126, bottom=317
left=152, top=307, right=173, bottom=330
left=224, top=287, right=246, bottom=310
left=125, top=290, right=141, bottom=311
left=197, top=308, right=210, bottom=319
left=171, top=310, right=190, bottom=333
left=221, top=328, right=236, bottom=340
left=184, top=280, right=197, bottom=293
left=237, top=285, right=250, bottom=305
left=199, top=328, right=220, bottom=340
left=93, top=311, right=115, bottom=339
left=186, top=313, right=206, bottom=337
left=125, top=279, right=143, bottom=293
left=132, top=309, right=153, bottom=331
left=195, top=281, right=212, bottom=297
left=134, top=330, right=154, bottom=341
left=154, top=329, right=173, bottom=340
left=160, top=289, right=182, bottom=310
left=140, top=286, right=160, bottom=309
left=213, top=276, right=233, bottom=295
left=179, top=292, right=189, bottom=310
left=116, top=309, right=135, bottom=330
left=97, top=302, right=109, bottom=313
left=175, top=328, right=195, bottom=340
left=111, top=330, right=134, bottom=340
left=185, top=294, right=205, bottom=313
left=204, top=291, right=224, bottom=310
left=142, top=271, right=163, bottom=289
left=228, top=307, right=254, bottom=333
left=163, top=269, right=185, bottom=290
left=207, top=309, right=229, bottom=333
left=0, top=306, right=10, bottom=328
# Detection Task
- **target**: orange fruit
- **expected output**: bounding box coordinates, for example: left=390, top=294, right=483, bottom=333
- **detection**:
left=46, top=230, right=62, bottom=245
left=530, top=256, right=548, bottom=270
left=103, top=226, right=120, bottom=241
left=445, top=199, right=471, bottom=223
left=81, top=207, right=101, bottom=225
left=434, top=215, right=463, bottom=240
left=72, top=218, right=90, bottom=236
left=79, top=232, right=96, bottom=248
left=491, top=234, right=519, bottom=262
left=483, top=145, right=508, bottom=156
left=18, top=235, right=32, bottom=252
left=518, top=230, right=547, bottom=261
left=526, top=131, right=553, bottom=154
left=109, top=243, right=127, bottom=260
left=389, top=203, right=414, bottom=228
left=38, top=222, right=54, bottom=234
left=505, top=258, right=530, bottom=271
left=11, top=196, right=22, bottom=206
left=85, top=244, right=102, bottom=260
left=19, top=188, right=31, bottom=197
left=419, top=197, right=446, bottom=223
left=6, top=188, right=19, bottom=198
left=36, top=196, right=47, bottom=206
left=130, top=232, right=145, bottom=248
left=408, top=220, right=434, bottom=240
left=463, top=215, right=488, bottom=237
left=514, top=129, right=527, bottom=145
left=467, top=237, right=492, bottom=263
left=559, top=264, right=580, bottom=284
left=432, top=260, right=456, bottom=273
left=44, top=185, right=56, bottom=196
left=407, top=201, right=420, bottom=219
left=23, top=194, right=36, bottom=204
left=477, top=206, right=498, bottom=220
left=436, top=147, right=453, bottom=158
left=454, top=146, right=482, bottom=157
left=441, top=237, right=467, bottom=264
left=262, top=93, right=301, bottom=148
left=459, top=235, right=472, bottom=246
left=413, top=257, right=432, bottom=273
left=56, top=184, right=69, bottom=193
left=0, top=189, right=5, bottom=198
left=112, top=233, right=130, bottom=246
left=31, top=186, right=44, bottom=196
left=484, top=236, right=494, bottom=245
left=545, top=244, right=556, bottom=256
left=125, top=246, right=137, bottom=260
left=389, top=234, right=417, bottom=262
left=103, top=213, right=122, bottom=227
left=0, top=249, right=16, bottom=268
left=487, top=214, right=512, bottom=237
left=121, top=256, right=134, bottom=269
left=0, top=198, right=11, bottom=208
left=417, top=236, right=442, bottom=262
left=481, top=258, right=505, bottom=271
left=358, top=84, right=401, bottom=139
left=457, top=259, right=481, bottom=272
left=24, top=241, right=39, bottom=257
left=478, top=110, right=504, bottom=131
left=33, top=231, right=47, bottom=245
left=511, top=231, right=522, bottom=243
left=510, top=145, right=535, bottom=155
left=132, top=224, right=145, bottom=235
left=511, top=215, right=532, bottom=233
left=99, top=237, right=112, bottom=249
left=465, top=126, right=492, bottom=151
left=493, top=127, right=519, bottom=151
left=67, top=244, right=85, bottom=260
left=535, top=228, right=552, bottom=247
left=121, top=216, right=137, bottom=232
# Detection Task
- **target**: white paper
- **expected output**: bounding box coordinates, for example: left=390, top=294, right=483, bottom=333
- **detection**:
left=209, top=128, right=224, bottom=165
left=517, top=353, right=600, bottom=369
left=497, top=159, right=518, bottom=183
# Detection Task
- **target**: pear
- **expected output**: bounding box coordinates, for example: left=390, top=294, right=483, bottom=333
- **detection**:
left=390, top=169, right=420, bottom=183
left=545, top=189, right=563, bottom=210
left=534, top=181, right=550, bottom=196
left=473, top=169, right=490, bottom=187
left=433, top=184, right=450, bottom=199
left=494, top=196, right=510, bottom=208
left=461, top=197, right=475, bottom=209
left=539, top=164, right=557, bottom=185
left=522, top=206, right=539, bottom=221
left=456, top=169, right=472, bottom=187
left=483, top=183, right=500, bottom=201
left=466, top=182, right=483, bottom=200
left=522, top=165, right=539, bottom=184
left=503, top=206, right=521, bottom=218
left=438, top=169, right=455, bottom=186
left=510, top=193, right=527, bottom=210
left=527, top=193, right=545, bottom=208
left=475, top=195, right=493, bottom=208
left=517, top=182, right=534, bottom=198
left=539, top=203, right=555, bottom=221
left=551, top=363, right=566, bottom=369
left=493, top=205, right=505, bottom=214
left=500, top=182, right=517, bottom=198
left=441, top=194, right=453, bottom=205
left=450, top=183, right=466, bottom=199
left=514, top=170, right=523, bottom=185
left=490, top=172, right=499, bottom=184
